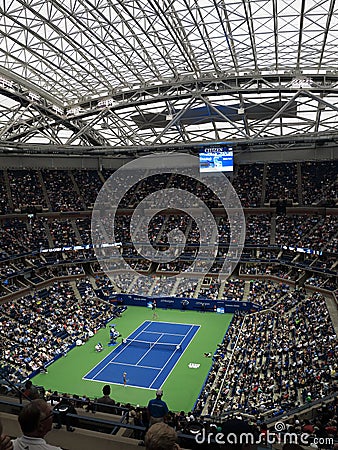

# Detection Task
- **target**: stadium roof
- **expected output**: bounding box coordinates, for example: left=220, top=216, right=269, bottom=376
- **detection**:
left=1, top=0, right=338, bottom=156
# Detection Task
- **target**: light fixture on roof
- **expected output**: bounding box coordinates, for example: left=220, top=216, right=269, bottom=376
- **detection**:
left=28, top=91, right=40, bottom=101
left=0, top=77, right=13, bottom=88
left=51, top=105, right=63, bottom=115
left=101, top=119, right=110, bottom=129
left=290, top=78, right=313, bottom=88
left=67, top=106, right=82, bottom=116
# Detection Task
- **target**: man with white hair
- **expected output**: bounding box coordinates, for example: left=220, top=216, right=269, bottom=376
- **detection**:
left=12, top=399, right=63, bottom=450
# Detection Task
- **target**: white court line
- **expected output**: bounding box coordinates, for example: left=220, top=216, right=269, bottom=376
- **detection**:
left=84, top=321, right=200, bottom=388
left=149, top=324, right=200, bottom=389
left=135, top=333, right=164, bottom=366
left=143, top=331, right=186, bottom=337
left=92, top=378, right=157, bottom=390
left=82, top=320, right=149, bottom=379
left=108, top=361, right=162, bottom=370
left=149, top=320, right=199, bottom=327
left=109, top=323, right=200, bottom=388
left=83, top=320, right=153, bottom=380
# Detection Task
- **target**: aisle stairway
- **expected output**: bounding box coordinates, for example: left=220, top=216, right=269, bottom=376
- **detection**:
left=43, top=221, right=54, bottom=248
left=242, top=280, right=251, bottom=301
left=37, top=169, right=52, bottom=210
left=71, top=219, right=83, bottom=244
left=3, top=169, right=14, bottom=211
left=325, top=297, right=338, bottom=335
left=68, top=170, right=86, bottom=209
left=297, top=162, right=303, bottom=205
left=270, top=213, right=276, bottom=245
left=69, top=280, right=83, bottom=303
left=260, top=164, right=268, bottom=205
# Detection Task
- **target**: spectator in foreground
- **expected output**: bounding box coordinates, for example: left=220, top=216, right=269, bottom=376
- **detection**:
left=147, top=389, right=169, bottom=427
left=218, top=418, right=256, bottom=450
left=12, top=399, right=63, bottom=450
left=22, top=380, right=40, bottom=400
left=53, top=395, right=76, bottom=432
left=145, top=423, right=181, bottom=450
left=95, top=384, right=115, bottom=413
left=0, top=419, right=13, bottom=450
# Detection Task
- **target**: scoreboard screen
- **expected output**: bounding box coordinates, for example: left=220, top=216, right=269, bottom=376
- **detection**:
left=199, top=146, right=233, bottom=173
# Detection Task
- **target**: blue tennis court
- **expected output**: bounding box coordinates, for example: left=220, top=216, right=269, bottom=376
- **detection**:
left=83, top=321, right=200, bottom=389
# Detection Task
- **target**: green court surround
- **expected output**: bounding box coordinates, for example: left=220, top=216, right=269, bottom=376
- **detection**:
left=33, top=306, right=232, bottom=412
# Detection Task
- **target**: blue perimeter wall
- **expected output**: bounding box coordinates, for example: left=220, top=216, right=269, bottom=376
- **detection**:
left=111, top=293, right=260, bottom=313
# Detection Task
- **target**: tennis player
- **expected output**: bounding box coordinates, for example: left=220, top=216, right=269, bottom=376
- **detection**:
left=152, top=300, right=158, bottom=320
left=123, top=371, right=127, bottom=387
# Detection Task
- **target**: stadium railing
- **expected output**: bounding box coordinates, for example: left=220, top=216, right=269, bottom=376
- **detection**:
left=0, top=398, right=146, bottom=449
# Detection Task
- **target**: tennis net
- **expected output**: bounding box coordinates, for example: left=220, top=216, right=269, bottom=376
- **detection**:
left=123, top=338, right=181, bottom=351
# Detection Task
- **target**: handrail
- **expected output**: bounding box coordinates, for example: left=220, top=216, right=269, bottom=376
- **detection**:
left=210, top=314, right=247, bottom=416
left=264, top=392, right=338, bottom=425
left=0, top=374, right=31, bottom=403
left=0, top=399, right=145, bottom=436
left=209, top=308, right=284, bottom=417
